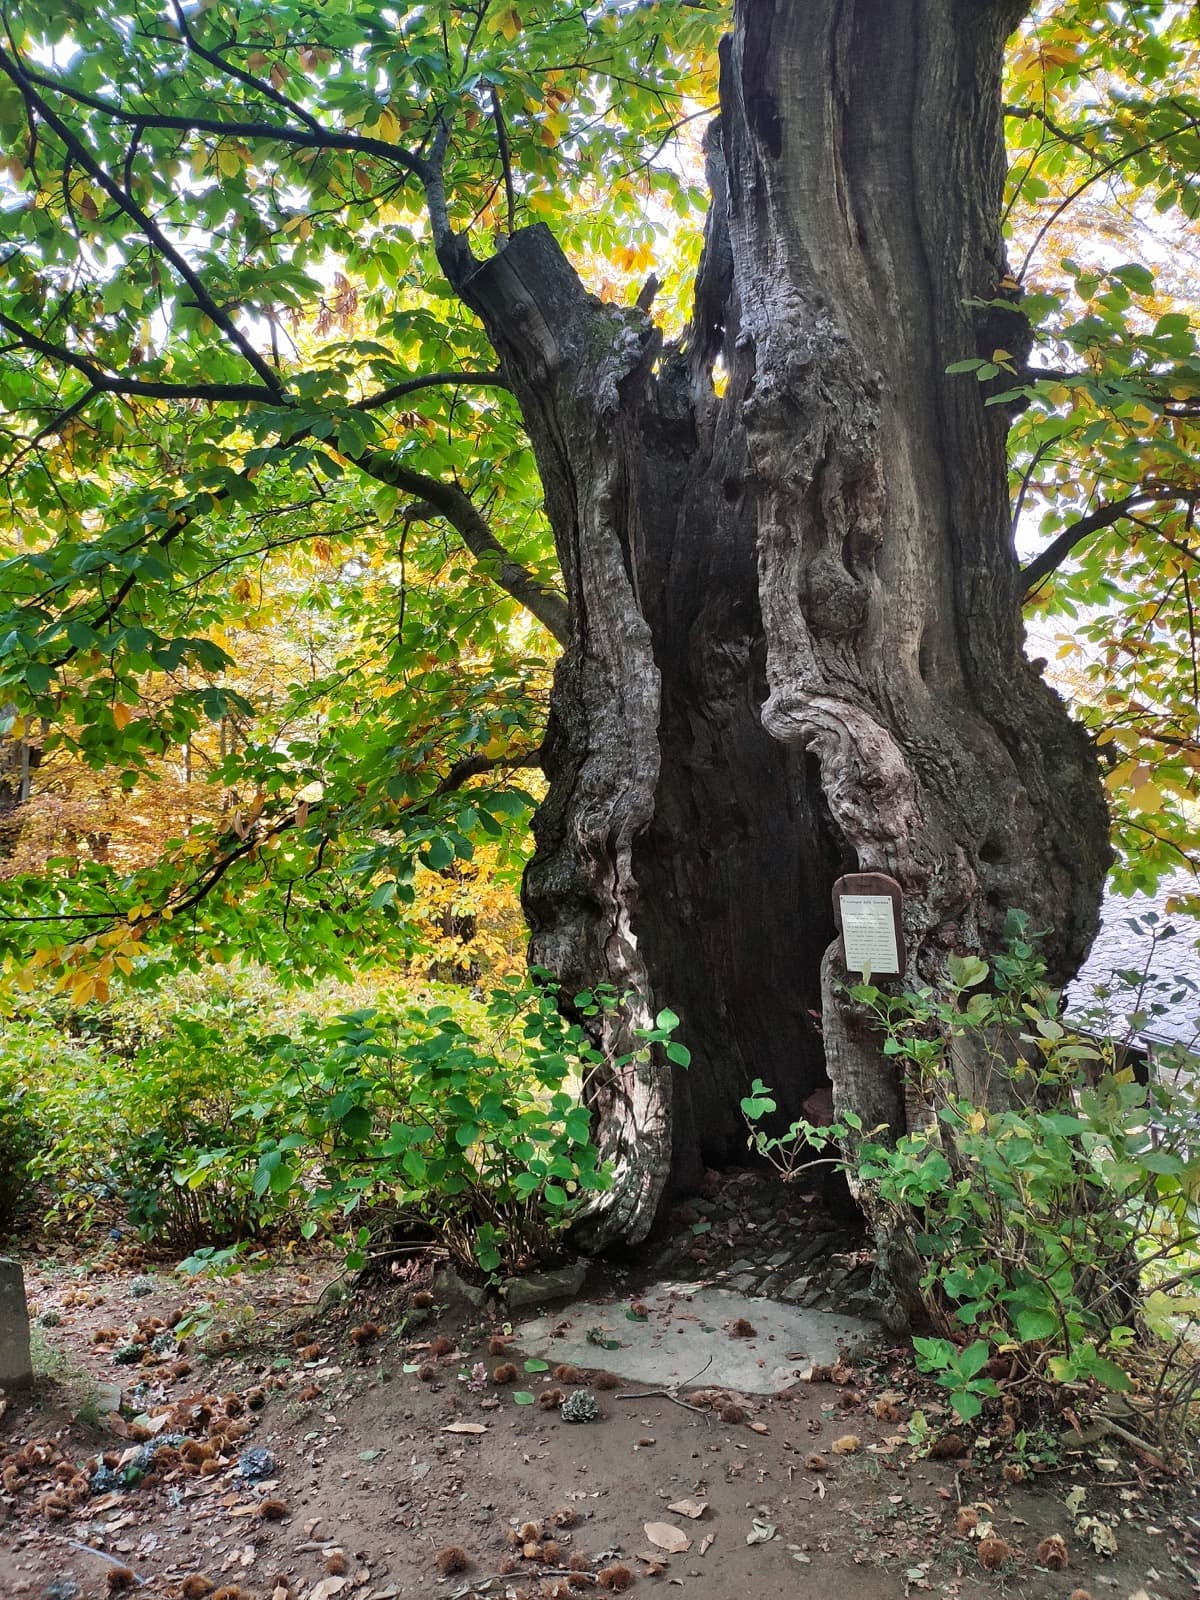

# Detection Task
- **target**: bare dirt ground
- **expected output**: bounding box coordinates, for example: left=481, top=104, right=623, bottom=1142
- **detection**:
left=2, top=1176, right=1198, bottom=1600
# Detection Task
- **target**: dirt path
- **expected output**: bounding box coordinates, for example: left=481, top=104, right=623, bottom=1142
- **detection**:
left=2, top=1177, right=1197, bottom=1599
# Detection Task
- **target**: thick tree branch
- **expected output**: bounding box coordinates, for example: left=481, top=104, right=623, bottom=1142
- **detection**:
left=0, top=43, right=287, bottom=396
left=424, top=117, right=476, bottom=288
left=411, top=747, right=543, bottom=820
left=489, top=84, right=518, bottom=234
left=0, top=309, right=279, bottom=403
left=353, top=446, right=568, bottom=644
left=2, top=53, right=430, bottom=181
left=1021, top=492, right=1170, bottom=595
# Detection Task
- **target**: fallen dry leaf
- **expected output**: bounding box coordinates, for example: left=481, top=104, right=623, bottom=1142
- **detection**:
left=831, top=1434, right=860, bottom=1454
left=747, top=1421, right=769, bottom=1435
left=308, top=1579, right=349, bottom=1600
left=667, top=1498, right=709, bottom=1520
left=440, top=1422, right=488, bottom=1435
left=645, top=1521, right=692, bottom=1554
left=699, top=1534, right=715, bottom=1556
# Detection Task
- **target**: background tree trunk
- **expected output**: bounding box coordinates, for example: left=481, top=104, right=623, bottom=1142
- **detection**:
left=447, top=0, right=1110, bottom=1275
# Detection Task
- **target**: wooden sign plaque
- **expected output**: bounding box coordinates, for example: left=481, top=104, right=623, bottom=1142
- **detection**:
left=833, top=871, right=906, bottom=978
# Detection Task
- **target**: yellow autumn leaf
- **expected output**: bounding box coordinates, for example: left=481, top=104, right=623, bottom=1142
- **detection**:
left=112, top=703, right=133, bottom=730
left=1130, top=780, right=1162, bottom=814
left=69, top=972, right=95, bottom=1007
left=217, top=146, right=241, bottom=179
left=491, top=6, right=521, bottom=40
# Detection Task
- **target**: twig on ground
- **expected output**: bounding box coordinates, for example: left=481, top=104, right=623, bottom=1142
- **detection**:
left=613, top=1387, right=710, bottom=1415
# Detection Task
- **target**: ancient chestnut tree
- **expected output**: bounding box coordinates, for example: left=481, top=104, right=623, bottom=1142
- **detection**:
left=1, top=1, right=1197, bottom=1271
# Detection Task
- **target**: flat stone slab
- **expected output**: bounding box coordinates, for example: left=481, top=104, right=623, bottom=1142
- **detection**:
left=515, top=1277, right=876, bottom=1394
left=0, top=1257, right=33, bottom=1387
left=502, top=1262, right=587, bottom=1311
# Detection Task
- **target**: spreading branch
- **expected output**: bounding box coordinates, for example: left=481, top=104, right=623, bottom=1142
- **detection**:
left=355, top=448, right=569, bottom=644
left=353, top=369, right=509, bottom=412
left=1, top=52, right=430, bottom=182
left=0, top=43, right=287, bottom=396
left=1017, top=112, right=1200, bottom=280
left=167, top=0, right=323, bottom=135
left=1021, top=491, right=1186, bottom=596
left=0, top=309, right=280, bottom=403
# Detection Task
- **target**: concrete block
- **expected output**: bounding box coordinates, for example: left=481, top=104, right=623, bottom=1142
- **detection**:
left=0, top=1258, right=33, bottom=1387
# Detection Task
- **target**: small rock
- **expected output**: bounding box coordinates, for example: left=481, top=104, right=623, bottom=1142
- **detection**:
left=432, top=1268, right=488, bottom=1309
left=129, top=1276, right=157, bottom=1299
left=503, top=1262, right=587, bottom=1311
left=93, top=1382, right=123, bottom=1414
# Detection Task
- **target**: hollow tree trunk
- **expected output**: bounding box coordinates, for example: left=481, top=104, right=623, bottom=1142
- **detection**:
left=442, top=0, right=1109, bottom=1286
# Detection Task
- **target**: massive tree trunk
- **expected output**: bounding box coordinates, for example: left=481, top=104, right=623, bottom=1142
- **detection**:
left=444, top=0, right=1110, bottom=1288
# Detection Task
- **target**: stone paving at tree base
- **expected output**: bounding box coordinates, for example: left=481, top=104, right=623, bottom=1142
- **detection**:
left=517, top=1278, right=876, bottom=1394
left=641, top=1167, right=878, bottom=1320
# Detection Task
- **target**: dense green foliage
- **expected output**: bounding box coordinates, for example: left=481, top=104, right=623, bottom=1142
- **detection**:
left=0, top=0, right=1197, bottom=1314
left=742, top=933, right=1200, bottom=1445
left=0, top=1058, right=41, bottom=1234
left=6, top=967, right=688, bottom=1275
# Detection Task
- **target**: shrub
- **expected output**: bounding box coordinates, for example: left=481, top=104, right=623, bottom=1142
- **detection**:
left=13, top=965, right=675, bottom=1277
left=30, top=1007, right=297, bottom=1247
left=184, top=976, right=675, bottom=1276
left=0, top=1056, right=43, bottom=1236
left=742, top=920, right=1200, bottom=1451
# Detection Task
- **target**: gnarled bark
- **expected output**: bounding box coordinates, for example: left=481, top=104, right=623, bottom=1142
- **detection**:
left=438, top=0, right=1109, bottom=1271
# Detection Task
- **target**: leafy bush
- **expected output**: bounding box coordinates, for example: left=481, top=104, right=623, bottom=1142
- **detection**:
left=0, top=1057, right=43, bottom=1236
left=742, top=922, right=1200, bottom=1449
left=11, top=965, right=663, bottom=1277
left=180, top=976, right=679, bottom=1276
left=28, top=1005, right=296, bottom=1247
